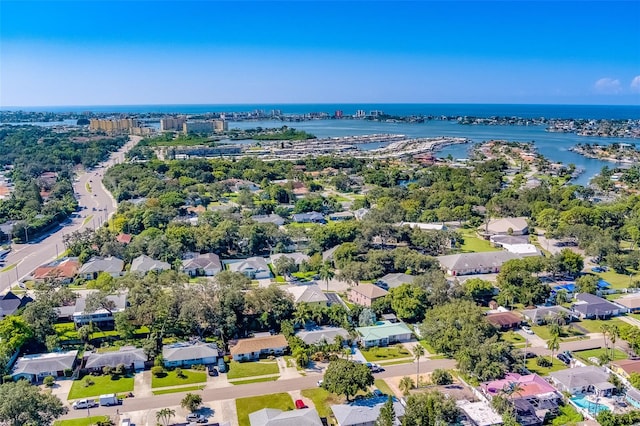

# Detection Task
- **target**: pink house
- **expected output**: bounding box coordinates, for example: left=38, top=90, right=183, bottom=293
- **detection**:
left=481, top=373, right=560, bottom=399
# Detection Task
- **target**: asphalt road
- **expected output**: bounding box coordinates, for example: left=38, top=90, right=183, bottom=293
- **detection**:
left=0, top=136, right=141, bottom=293
left=60, top=358, right=457, bottom=420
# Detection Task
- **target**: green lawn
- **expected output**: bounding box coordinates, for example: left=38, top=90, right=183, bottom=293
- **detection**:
left=301, top=388, right=344, bottom=418
left=374, top=379, right=394, bottom=396
left=361, top=345, right=411, bottom=362
left=501, top=331, right=525, bottom=344
left=0, top=263, right=16, bottom=272
left=593, top=270, right=639, bottom=290
left=575, top=318, right=626, bottom=334
left=531, top=324, right=585, bottom=341
left=236, top=393, right=294, bottom=426
left=55, top=322, right=79, bottom=341
left=54, top=416, right=109, bottom=426
left=418, top=340, right=438, bottom=355
left=227, top=360, right=279, bottom=380
left=574, top=348, right=628, bottom=364
left=151, top=369, right=207, bottom=388
left=458, top=229, right=500, bottom=253
left=525, top=357, right=569, bottom=376
left=68, top=375, right=134, bottom=400
left=230, top=376, right=279, bottom=385
left=152, top=385, right=205, bottom=395
left=552, top=404, right=584, bottom=426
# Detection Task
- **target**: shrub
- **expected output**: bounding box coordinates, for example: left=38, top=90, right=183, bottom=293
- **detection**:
left=192, top=364, right=205, bottom=371
left=64, top=368, right=73, bottom=377
left=115, top=363, right=125, bottom=375
left=431, top=369, right=453, bottom=385
left=536, top=356, right=553, bottom=367
left=43, top=376, right=55, bottom=387
left=175, top=368, right=186, bottom=378
left=151, top=366, right=165, bottom=377
left=2, top=375, right=13, bottom=384
left=84, top=376, right=95, bottom=387
left=102, top=366, right=113, bottom=376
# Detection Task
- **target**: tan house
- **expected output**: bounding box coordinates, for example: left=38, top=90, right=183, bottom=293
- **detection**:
left=348, top=284, right=388, bottom=307
left=610, top=359, right=640, bottom=379
left=229, top=334, right=289, bottom=361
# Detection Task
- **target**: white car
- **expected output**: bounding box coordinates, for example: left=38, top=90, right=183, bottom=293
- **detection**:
left=317, top=379, right=324, bottom=387
left=72, top=399, right=98, bottom=409
left=522, top=326, right=534, bottom=335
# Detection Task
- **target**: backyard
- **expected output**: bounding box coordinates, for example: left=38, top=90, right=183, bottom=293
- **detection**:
left=236, top=393, right=294, bottom=426
left=151, top=369, right=207, bottom=388
left=457, top=229, right=500, bottom=253
left=68, top=374, right=134, bottom=399
left=227, top=360, right=279, bottom=380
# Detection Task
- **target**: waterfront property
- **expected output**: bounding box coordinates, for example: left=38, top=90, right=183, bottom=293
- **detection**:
left=356, top=321, right=413, bottom=348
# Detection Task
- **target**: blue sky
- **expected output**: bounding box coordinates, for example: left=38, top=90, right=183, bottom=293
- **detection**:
left=1, top=1, right=639, bottom=106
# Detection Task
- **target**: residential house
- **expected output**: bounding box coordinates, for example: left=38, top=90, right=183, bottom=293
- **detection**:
left=84, top=346, right=146, bottom=372
left=396, top=222, right=447, bottom=231
left=270, top=252, right=310, bottom=266
left=252, top=214, right=285, bottom=226
left=480, top=217, right=529, bottom=237
left=249, top=408, right=323, bottom=426
left=72, top=290, right=127, bottom=328
left=481, top=373, right=562, bottom=426
left=331, top=396, right=405, bottom=426
left=295, top=326, right=350, bottom=346
left=11, top=350, right=78, bottom=382
left=130, top=254, right=171, bottom=275
left=486, top=311, right=522, bottom=331
left=292, top=212, right=326, bottom=224
left=609, top=359, right=640, bottom=380
left=571, top=293, right=625, bottom=319
left=456, top=400, right=503, bottom=426
left=437, top=252, right=520, bottom=276
left=221, top=178, right=260, bottom=192
left=615, top=294, right=640, bottom=313
left=162, top=341, right=219, bottom=368
left=490, top=234, right=529, bottom=247
left=227, top=257, right=272, bottom=279
left=116, top=233, right=132, bottom=245
left=348, top=284, right=388, bottom=307
left=329, top=211, right=354, bottom=221
left=33, top=257, right=79, bottom=284
left=499, top=243, right=541, bottom=257
left=550, top=366, right=615, bottom=396
left=78, top=256, right=124, bottom=280
left=375, top=273, right=414, bottom=290
left=356, top=321, right=413, bottom=348
left=229, top=334, right=288, bottom=361
left=284, top=284, right=328, bottom=306
left=0, top=291, right=32, bottom=318
left=521, top=306, right=575, bottom=325
left=182, top=253, right=222, bottom=277
left=353, top=208, right=370, bottom=221
left=322, top=245, right=339, bottom=262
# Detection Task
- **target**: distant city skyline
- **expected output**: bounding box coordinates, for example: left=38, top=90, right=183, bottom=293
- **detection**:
left=1, top=1, right=639, bottom=107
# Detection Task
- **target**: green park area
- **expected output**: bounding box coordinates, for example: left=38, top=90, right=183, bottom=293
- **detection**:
left=68, top=375, right=134, bottom=399
left=151, top=369, right=207, bottom=388
left=236, top=393, right=294, bottom=426
left=227, top=360, right=279, bottom=380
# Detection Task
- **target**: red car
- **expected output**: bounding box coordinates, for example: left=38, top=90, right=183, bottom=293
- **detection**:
left=295, top=399, right=308, bottom=409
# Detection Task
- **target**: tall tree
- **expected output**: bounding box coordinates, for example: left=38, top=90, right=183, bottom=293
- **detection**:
left=156, top=408, right=175, bottom=426
left=402, top=390, right=459, bottom=426
left=0, top=380, right=67, bottom=426
left=322, top=359, right=374, bottom=401
left=412, top=344, right=425, bottom=388
left=375, top=396, right=395, bottom=426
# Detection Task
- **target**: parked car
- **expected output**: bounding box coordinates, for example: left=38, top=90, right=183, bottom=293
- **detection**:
left=317, top=379, right=323, bottom=387
left=524, top=351, right=537, bottom=359
left=295, top=399, right=308, bottom=409
left=522, top=326, right=534, bottom=335
left=186, top=414, right=207, bottom=423
left=557, top=353, right=571, bottom=365
left=208, top=366, right=219, bottom=377
left=72, top=399, right=98, bottom=410
left=591, top=267, right=605, bottom=273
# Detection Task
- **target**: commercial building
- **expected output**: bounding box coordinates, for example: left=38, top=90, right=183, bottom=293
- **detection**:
left=160, top=116, right=187, bottom=131
left=89, top=118, right=139, bottom=133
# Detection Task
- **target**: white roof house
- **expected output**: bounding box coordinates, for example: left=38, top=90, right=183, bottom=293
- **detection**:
left=130, top=254, right=170, bottom=274
left=227, top=257, right=271, bottom=279
left=12, top=350, right=78, bottom=382
left=78, top=256, right=124, bottom=280
left=456, top=400, right=503, bottom=426
left=271, top=252, right=310, bottom=266
left=249, top=407, right=323, bottom=426
left=396, top=222, right=446, bottom=231
left=295, top=326, right=350, bottom=345
left=162, top=341, right=219, bottom=368
left=285, top=284, right=328, bottom=305
left=480, top=217, right=529, bottom=236
left=84, top=346, right=146, bottom=371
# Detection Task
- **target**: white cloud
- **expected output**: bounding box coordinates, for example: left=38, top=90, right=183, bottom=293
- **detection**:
left=631, top=76, right=640, bottom=93
left=594, top=77, right=622, bottom=94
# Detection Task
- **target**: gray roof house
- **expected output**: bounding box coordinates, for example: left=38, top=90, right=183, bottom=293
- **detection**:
left=329, top=211, right=355, bottom=221
left=295, top=326, right=350, bottom=345
left=72, top=290, right=127, bottom=327
left=437, top=252, right=520, bottom=276
left=182, top=253, right=222, bottom=277
left=549, top=366, right=615, bottom=397
left=11, top=350, right=78, bottom=382
left=521, top=306, right=576, bottom=325
left=376, top=273, right=415, bottom=290
left=0, top=291, right=32, bottom=318
left=162, top=341, right=219, bottom=368
left=84, top=346, right=146, bottom=371
left=571, top=293, right=625, bottom=319
left=252, top=214, right=285, bottom=226
left=130, top=254, right=170, bottom=274
left=285, top=284, right=328, bottom=306
left=78, top=256, right=124, bottom=280
left=249, top=407, right=323, bottom=426
left=331, top=397, right=405, bottom=426
left=480, top=217, right=529, bottom=236
left=292, top=212, right=326, bottom=224
left=323, top=245, right=340, bottom=262
left=271, top=252, right=310, bottom=266
left=227, top=257, right=272, bottom=279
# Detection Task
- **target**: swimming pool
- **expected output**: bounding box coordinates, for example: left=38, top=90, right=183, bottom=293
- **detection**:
left=571, top=396, right=610, bottom=415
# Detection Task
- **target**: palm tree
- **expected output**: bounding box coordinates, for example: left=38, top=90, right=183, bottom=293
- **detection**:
left=156, top=408, right=175, bottom=426
left=412, top=344, right=425, bottom=388
left=319, top=262, right=335, bottom=292
left=609, top=324, right=619, bottom=361
left=501, top=381, right=525, bottom=401
left=601, top=324, right=610, bottom=358
left=399, top=376, right=414, bottom=396
left=547, top=334, right=560, bottom=366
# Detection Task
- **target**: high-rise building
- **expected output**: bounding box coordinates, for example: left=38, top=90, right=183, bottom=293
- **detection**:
left=355, top=110, right=366, bottom=118
left=183, top=121, right=215, bottom=134
left=89, top=118, right=139, bottom=133
left=160, top=116, right=187, bottom=132
left=214, top=120, right=228, bottom=133
left=334, top=110, right=344, bottom=119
